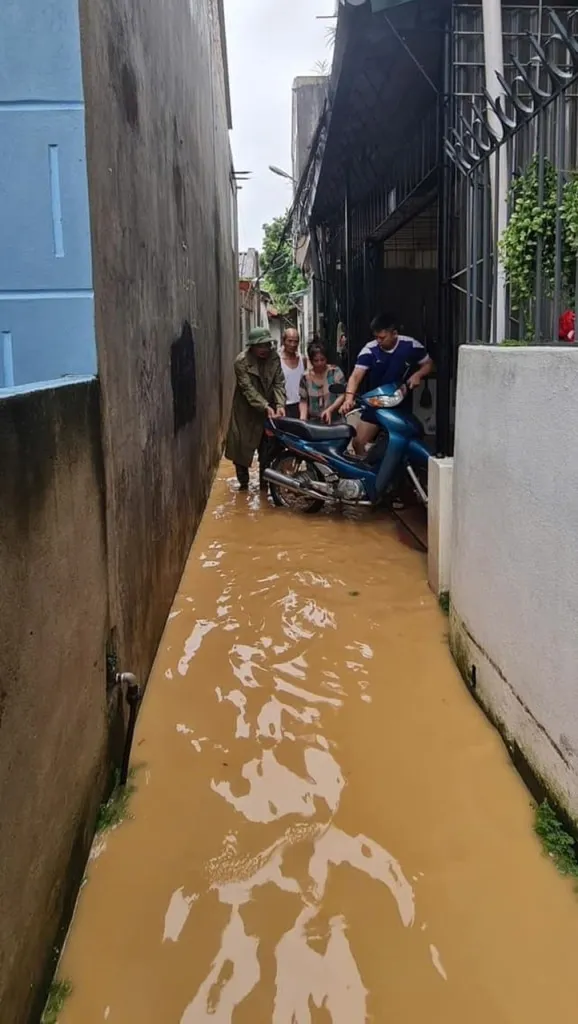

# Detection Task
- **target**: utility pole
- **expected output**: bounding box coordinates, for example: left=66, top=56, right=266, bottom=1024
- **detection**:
left=482, top=0, right=508, bottom=344
left=344, top=172, right=352, bottom=359
left=255, top=251, right=262, bottom=328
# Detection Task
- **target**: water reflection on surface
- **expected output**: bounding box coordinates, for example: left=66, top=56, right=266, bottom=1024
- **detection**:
left=59, top=464, right=578, bottom=1023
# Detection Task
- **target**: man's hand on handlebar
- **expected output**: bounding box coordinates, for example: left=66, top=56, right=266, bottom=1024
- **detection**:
left=266, top=406, right=285, bottom=419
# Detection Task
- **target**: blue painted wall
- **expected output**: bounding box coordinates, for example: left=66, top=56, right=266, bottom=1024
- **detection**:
left=0, top=0, right=96, bottom=388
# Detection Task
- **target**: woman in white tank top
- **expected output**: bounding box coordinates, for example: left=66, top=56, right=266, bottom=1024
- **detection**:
left=279, top=328, right=305, bottom=418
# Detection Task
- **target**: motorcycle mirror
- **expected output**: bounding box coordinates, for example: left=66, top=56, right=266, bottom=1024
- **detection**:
left=329, top=383, right=346, bottom=395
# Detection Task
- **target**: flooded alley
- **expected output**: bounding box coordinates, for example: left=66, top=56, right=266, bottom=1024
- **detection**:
left=59, top=463, right=578, bottom=1023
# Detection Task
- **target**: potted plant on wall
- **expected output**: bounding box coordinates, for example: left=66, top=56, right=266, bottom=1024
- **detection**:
left=499, top=157, right=578, bottom=344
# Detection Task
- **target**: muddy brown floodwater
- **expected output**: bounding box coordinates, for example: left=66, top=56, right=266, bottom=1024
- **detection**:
left=59, top=462, right=578, bottom=1023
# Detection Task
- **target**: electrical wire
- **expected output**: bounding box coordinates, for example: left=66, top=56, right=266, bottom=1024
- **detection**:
left=254, top=102, right=330, bottom=285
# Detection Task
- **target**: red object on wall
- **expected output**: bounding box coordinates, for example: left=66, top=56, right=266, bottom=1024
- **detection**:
left=559, top=310, right=575, bottom=341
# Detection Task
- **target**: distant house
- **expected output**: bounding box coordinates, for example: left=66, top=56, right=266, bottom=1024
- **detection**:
left=265, top=297, right=299, bottom=350
left=238, top=248, right=267, bottom=345
left=239, top=249, right=300, bottom=349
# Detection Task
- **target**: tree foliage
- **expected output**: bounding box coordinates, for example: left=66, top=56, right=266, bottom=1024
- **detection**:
left=260, top=213, right=305, bottom=312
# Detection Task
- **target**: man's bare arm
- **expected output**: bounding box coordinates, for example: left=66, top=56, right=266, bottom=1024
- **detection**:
left=407, top=356, right=434, bottom=390
left=342, top=366, right=368, bottom=413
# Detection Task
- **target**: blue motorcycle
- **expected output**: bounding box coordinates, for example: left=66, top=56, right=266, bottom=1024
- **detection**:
left=262, top=380, right=430, bottom=515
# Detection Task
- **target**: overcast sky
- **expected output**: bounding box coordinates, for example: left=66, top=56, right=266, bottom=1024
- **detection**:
left=224, top=0, right=336, bottom=253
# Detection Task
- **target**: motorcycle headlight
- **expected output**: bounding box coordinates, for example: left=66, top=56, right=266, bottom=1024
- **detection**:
left=366, top=389, right=405, bottom=409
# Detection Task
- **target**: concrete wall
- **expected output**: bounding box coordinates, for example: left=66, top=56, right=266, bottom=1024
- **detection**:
left=292, top=76, right=327, bottom=183
left=0, top=380, right=109, bottom=1023
left=79, top=0, right=238, bottom=685
left=269, top=317, right=283, bottom=348
left=450, top=346, right=578, bottom=821
left=0, top=1, right=237, bottom=1018
left=428, top=456, right=453, bottom=597
left=0, top=0, right=96, bottom=387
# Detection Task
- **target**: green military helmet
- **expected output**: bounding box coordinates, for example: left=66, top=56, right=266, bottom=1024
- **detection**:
left=247, top=327, right=273, bottom=347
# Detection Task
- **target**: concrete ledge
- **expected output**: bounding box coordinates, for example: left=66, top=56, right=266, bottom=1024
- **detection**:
left=450, top=344, right=578, bottom=827
left=0, top=378, right=110, bottom=1022
left=449, top=607, right=578, bottom=824
left=427, top=456, right=453, bottom=597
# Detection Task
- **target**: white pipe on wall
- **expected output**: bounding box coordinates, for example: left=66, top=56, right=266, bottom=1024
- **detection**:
left=482, top=0, right=509, bottom=344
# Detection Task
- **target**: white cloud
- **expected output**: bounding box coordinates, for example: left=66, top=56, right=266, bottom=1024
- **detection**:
left=224, top=0, right=336, bottom=250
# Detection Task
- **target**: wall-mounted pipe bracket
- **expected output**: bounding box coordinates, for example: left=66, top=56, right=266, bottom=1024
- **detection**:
left=115, top=673, right=142, bottom=786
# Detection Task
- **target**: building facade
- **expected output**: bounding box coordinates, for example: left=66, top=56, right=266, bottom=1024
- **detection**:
left=0, top=0, right=237, bottom=1019
left=295, top=0, right=578, bottom=452
left=239, top=248, right=267, bottom=344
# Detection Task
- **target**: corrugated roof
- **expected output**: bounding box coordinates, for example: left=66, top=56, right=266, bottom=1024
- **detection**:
left=311, top=0, right=446, bottom=221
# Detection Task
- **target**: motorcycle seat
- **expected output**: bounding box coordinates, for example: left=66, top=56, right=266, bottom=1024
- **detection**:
left=275, top=418, right=355, bottom=442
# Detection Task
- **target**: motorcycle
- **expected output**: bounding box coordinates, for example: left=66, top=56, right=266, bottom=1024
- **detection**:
left=262, top=378, right=430, bottom=516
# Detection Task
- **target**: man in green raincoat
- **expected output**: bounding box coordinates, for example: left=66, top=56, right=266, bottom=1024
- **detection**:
left=225, top=328, right=286, bottom=490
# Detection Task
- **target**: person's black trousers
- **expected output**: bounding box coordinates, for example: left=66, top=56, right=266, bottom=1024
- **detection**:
left=235, top=433, right=272, bottom=489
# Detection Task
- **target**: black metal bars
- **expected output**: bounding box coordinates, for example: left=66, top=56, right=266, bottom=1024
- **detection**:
left=446, top=7, right=578, bottom=345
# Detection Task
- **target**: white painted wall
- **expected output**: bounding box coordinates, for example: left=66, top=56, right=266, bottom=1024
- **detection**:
left=428, top=457, right=453, bottom=597
left=451, top=346, right=578, bottom=819
left=268, top=317, right=282, bottom=348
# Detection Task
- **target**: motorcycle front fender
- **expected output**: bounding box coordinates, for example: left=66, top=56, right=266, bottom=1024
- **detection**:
left=375, top=432, right=407, bottom=498
left=407, top=439, right=430, bottom=467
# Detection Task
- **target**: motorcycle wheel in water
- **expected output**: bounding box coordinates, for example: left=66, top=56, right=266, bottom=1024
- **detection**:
left=267, top=451, right=326, bottom=514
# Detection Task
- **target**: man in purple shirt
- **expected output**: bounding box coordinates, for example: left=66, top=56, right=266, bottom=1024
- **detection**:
left=341, top=311, right=434, bottom=456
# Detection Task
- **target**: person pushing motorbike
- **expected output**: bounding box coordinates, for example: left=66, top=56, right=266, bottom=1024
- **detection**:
left=225, top=327, right=286, bottom=490
left=341, top=312, right=434, bottom=456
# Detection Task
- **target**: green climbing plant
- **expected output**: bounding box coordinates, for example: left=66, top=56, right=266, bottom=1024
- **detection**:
left=499, top=158, right=578, bottom=337
left=561, top=171, right=578, bottom=289
left=499, top=156, right=557, bottom=313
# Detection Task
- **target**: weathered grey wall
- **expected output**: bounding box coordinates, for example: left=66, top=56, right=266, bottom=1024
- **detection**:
left=450, top=346, right=578, bottom=823
left=79, top=0, right=238, bottom=684
left=292, top=76, right=327, bottom=183
left=0, top=380, right=109, bottom=1023
left=0, top=5, right=237, bottom=1018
